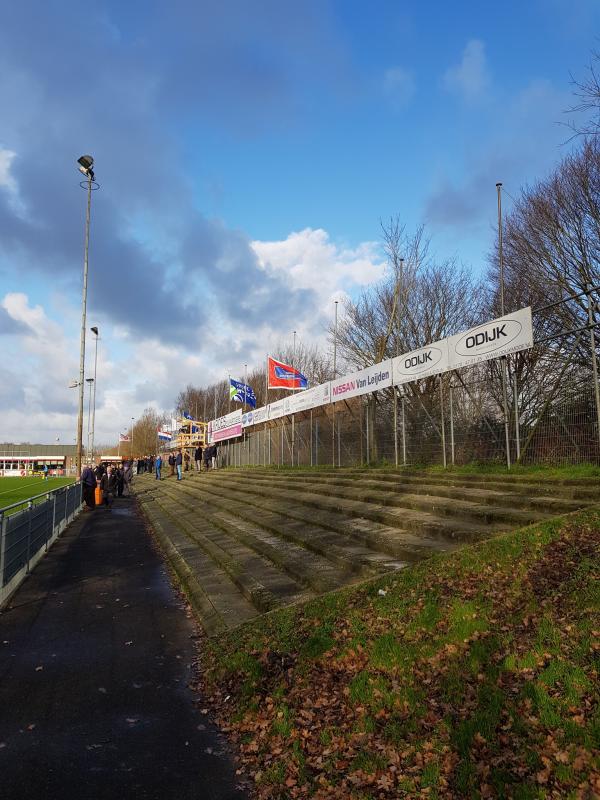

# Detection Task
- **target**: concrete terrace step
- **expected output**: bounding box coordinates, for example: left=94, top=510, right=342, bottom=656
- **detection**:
left=229, top=472, right=587, bottom=516
left=217, top=472, right=549, bottom=530
left=248, top=468, right=600, bottom=497
left=191, top=475, right=459, bottom=560
left=175, top=481, right=409, bottom=575
left=136, top=489, right=259, bottom=634
left=169, top=484, right=369, bottom=593
left=154, top=488, right=314, bottom=613
left=199, top=473, right=505, bottom=542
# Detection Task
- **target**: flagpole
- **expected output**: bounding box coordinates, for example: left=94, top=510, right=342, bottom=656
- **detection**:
left=265, top=354, right=269, bottom=467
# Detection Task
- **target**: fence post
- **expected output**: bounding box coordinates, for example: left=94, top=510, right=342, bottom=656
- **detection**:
left=337, top=416, right=341, bottom=467
left=449, top=383, right=455, bottom=466
left=0, top=513, right=6, bottom=590
left=401, top=394, right=407, bottom=465
left=587, top=285, right=600, bottom=452
left=50, top=491, right=57, bottom=547
left=291, top=415, right=295, bottom=467
left=439, top=375, right=447, bottom=468
left=501, top=358, right=512, bottom=469
left=332, top=404, right=336, bottom=468
left=366, top=402, right=370, bottom=465
left=513, top=368, right=521, bottom=461
left=393, top=389, right=399, bottom=467
left=26, top=500, right=33, bottom=573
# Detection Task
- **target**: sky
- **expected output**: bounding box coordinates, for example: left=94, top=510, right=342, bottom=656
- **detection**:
left=0, top=0, right=598, bottom=446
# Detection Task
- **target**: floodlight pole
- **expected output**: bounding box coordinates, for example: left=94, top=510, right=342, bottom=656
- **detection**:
left=332, top=301, right=338, bottom=467
left=86, top=378, right=94, bottom=457
left=90, top=328, right=99, bottom=462
left=497, top=182, right=511, bottom=469
left=76, top=168, right=93, bottom=476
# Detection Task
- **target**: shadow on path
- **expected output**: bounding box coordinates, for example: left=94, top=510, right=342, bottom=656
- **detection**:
left=0, top=497, right=248, bottom=800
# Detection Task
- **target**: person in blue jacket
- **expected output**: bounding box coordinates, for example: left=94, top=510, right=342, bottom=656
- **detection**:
left=175, top=450, right=183, bottom=480
left=155, top=454, right=162, bottom=480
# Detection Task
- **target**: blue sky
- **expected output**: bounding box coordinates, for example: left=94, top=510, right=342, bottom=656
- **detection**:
left=0, top=0, right=598, bottom=444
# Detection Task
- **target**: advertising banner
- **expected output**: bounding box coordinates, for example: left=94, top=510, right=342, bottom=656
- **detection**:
left=242, top=406, right=269, bottom=427
left=447, top=306, right=533, bottom=370
left=288, top=382, right=331, bottom=414
left=268, top=398, right=291, bottom=421
left=392, top=342, right=450, bottom=386
left=208, top=409, right=243, bottom=442
left=331, top=360, right=393, bottom=402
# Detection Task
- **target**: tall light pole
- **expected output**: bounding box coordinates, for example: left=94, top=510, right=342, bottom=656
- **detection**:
left=131, top=417, right=135, bottom=459
left=75, top=155, right=97, bottom=476
left=497, top=182, right=511, bottom=469
left=85, top=378, right=94, bottom=457
left=90, top=326, right=99, bottom=462
left=332, top=301, right=338, bottom=468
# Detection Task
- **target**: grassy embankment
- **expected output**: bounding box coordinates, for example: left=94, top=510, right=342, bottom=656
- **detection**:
left=198, top=504, right=600, bottom=799
left=0, top=477, right=76, bottom=515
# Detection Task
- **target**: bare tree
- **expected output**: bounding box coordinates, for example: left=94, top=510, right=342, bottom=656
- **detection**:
left=567, top=51, right=600, bottom=137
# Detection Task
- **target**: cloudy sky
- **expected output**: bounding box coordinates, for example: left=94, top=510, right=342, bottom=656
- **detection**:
left=0, top=0, right=597, bottom=445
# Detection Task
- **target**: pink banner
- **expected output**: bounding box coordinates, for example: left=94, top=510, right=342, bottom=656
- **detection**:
left=213, top=423, right=242, bottom=442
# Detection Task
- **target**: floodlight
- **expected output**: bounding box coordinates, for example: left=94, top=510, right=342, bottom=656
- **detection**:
left=86, top=378, right=94, bottom=384
left=90, top=326, right=98, bottom=335
left=77, top=155, right=94, bottom=171
left=68, top=380, right=78, bottom=388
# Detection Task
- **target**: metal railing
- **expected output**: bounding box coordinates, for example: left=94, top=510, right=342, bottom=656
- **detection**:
left=0, top=482, right=83, bottom=607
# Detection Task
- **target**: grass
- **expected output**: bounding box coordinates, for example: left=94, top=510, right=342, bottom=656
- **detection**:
left=199, top=507, right=600, bottom=799
left=0, top=476, right=76, bottom=514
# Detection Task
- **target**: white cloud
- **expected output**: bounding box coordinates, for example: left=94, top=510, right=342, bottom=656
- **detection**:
left=443, top=39, right=490, bottom=102
left=0, top=230, right=387, bottom=443
left=383, top=67, right=416, bottom=109
left=0, top=147, right=17, bottom=192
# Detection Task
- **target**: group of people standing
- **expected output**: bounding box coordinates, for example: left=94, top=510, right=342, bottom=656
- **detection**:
left=80, top=459, right=134, bottom=511
left=81, top=444, right=220, bottom=505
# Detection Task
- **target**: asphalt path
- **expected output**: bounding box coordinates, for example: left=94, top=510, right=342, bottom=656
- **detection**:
left=0, top=496, right=248, bottom=800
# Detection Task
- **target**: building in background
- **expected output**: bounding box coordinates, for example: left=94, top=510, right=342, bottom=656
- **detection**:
left=0, top=444, right=78, bottom=476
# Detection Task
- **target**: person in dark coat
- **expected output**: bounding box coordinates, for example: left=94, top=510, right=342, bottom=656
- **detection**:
left=194, top=446, right=202, bottom=471
left=81, top=463, right=96, bottom=510
left=168, top=453, right=175, bottom=477
left=175, top=450, right=183, bottom=481
left=100, top=467, right=117, bottom=510
left=203, top=445, right=212, bottom=471
left=116, top=466, right=124, bottom=497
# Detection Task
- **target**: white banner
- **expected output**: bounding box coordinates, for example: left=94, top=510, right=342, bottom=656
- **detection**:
left=288, top=382, right=331, bottom=414
left=210, top=408, right=242, bottom=434
left=242, top=406, right=269, bottom=427
left=392, top=342, right=449, bottom=386
left=268, top=398, right=291, bottom=421
left=447, top=306, right=533, bottom=370
left=331, top=360, right=393, bottom=402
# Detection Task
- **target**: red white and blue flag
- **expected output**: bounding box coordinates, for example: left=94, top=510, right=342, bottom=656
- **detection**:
left=268, top=356, right=308, bottom=390
left=157, top=429, right=173, bottom=441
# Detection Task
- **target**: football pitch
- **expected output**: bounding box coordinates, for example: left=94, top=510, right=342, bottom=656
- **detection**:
left=0, top=477, right=77, bottom=513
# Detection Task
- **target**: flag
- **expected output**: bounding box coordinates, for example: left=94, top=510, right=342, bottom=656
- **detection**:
left=157, top=430, right=173, bottom=441
left=229, top=378, right=257, bottom=408
left=119, top=433, right=130, bottom=442
left=268, top=356, right=308, bottom=390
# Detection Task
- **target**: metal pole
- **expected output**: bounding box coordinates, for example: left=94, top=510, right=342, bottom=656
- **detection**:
left=393, top=390, right=398, bottom=467
left=401, top=394, right=406, bottom=466
left=439, top=376, right=447, bottom=468
left=337, top=415, right=341, bottom=467
left=449, top=383, right=455, bottom=466
left=315, top=417, right=319, bottom=466
left=310, top=410, right=313, bottom=466
left=366, top=402, right=370, bottom=464
left=332, top=301, right=338, bottom=467
left=497, top=182, right=512, bottom=469
left=587, top=285, right=600, bottom=451
left=76, top=172, right=93, bottom=477
left=90, top=329, right=99, bottom=461
left=513, top=368, right=521, bottom=461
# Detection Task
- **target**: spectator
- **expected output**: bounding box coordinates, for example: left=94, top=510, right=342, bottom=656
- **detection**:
left=123, top=460, right=133, bottom=496
left=155, top=454, right=162, bottom=480
left=203, top=445, right=212, bottom=471
left=212, top=443, right=219, bottom=470
left=175, top=450, right=183, bottom=481
left=194, top=445, right=203, bottom=472
left=184, top=451, right=191, bottom=472
left=81, top=463, right=96, bottom=510
left=116, top=465, right=124, bottom=497
left=168, top=453, right=175, bottom=477
left=100, top=466, right=117, bottom=511
left=43, top=463, right=49, bottom=481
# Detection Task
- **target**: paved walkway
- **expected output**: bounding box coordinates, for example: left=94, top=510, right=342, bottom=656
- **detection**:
left=0, top=496, right=248, bottom=800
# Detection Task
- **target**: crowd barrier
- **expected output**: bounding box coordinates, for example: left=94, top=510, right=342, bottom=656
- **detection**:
left=0, top=482, right=83, bottom=607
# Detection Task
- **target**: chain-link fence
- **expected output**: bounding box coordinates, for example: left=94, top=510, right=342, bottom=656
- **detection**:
left=222, top=369, right=599, bottom=469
